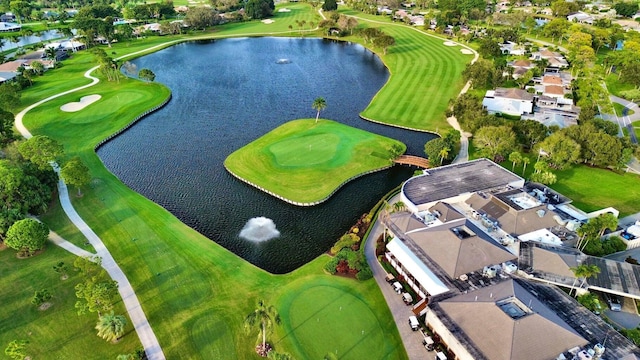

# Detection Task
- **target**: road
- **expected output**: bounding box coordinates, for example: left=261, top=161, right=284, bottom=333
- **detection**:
left=364, top=196, right=431, bottom=360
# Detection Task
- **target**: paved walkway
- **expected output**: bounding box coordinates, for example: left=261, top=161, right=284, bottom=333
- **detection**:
left=15, top=56, right=166, bottom=360
left=364, top=195, right=429, bottom=360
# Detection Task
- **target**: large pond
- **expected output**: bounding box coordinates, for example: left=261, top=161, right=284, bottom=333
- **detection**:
left=98, top=37, right=437, bottom=274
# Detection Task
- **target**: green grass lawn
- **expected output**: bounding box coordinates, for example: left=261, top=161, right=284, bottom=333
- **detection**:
left=275, top=275, right=403, bottom=360
left=0, top=246, right=140, bottom=359
left=500, top=154, right=640, bottom=217
left=225, top=119, right=405, bottom=204
left=606, top=73, right=636, bottom=98
left=613, top=102, right=635, bottom=116
left=552, top=166, right=640, bottom=216
left=340, top=11, right=473, bottom=132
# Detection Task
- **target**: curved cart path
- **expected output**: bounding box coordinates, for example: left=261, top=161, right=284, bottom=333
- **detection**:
left=15, top=49, right=169, bottom=360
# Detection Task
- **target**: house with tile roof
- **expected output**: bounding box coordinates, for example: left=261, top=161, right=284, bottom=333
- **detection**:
left=531, top=48, right=569, bottom=68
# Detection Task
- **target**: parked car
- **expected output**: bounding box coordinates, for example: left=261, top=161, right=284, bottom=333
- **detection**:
left=408, top=315, right=419, bottom=331
left=435, top=351, right=447, bottom=360
left=423, top=336, right=435, bottom=351
left=392, top=281, right=403, bottom=294
left=402, top=292, right=413, bottom=305
left=608, top=295, right=622, bottom=311
left=385, top=273, right=395, bottom=283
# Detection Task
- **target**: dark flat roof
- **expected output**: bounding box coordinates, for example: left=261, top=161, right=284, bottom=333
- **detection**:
left=403, top=159, right=523, bottom=207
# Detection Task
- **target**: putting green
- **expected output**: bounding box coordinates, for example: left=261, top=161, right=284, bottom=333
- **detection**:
left=276, top=284, right=388, bottom=359
left=224, top=119, right=405, bottom=204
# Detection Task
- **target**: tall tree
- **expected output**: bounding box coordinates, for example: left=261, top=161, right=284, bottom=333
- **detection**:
left=18, top=135, right=64, bottom=170
left=508, top=151, right=522, bottom=171
left=95, top=312, right=127, bottom=342
left=244, top=300, right=281, bottom=356
left=322, top=0, right=337, bottom=11
left=473, top=125, right=517, bottom=161
left=5, top=218, right=49, bottom=256
left=373, top=34, right=395, bottom=55
left=0, top=109, right=14, bottom=145
left=0, top=82, right=21, bottom=112
left=536, top=132, right=580, bottom=170
left=184, top=6, right=218, bottom=30
left=312, top=97, right=326, bottom=123
left=60, top=157, right=91, bottom=196
left=245, top=0, right=274, bottom=19
left=4, top=340, right=28, bottom=360
left=74, top=256, right=119, bottom=316
left=138, top=68, right=156, bottom=83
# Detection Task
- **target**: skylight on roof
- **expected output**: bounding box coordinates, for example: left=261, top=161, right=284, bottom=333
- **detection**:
left=451, top=225, right=475, bottom=239
left=496, top=297, right=531, bottom=319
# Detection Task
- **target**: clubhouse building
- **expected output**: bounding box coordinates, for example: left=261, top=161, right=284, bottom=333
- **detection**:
left=383, top=159, right=640, bottom=359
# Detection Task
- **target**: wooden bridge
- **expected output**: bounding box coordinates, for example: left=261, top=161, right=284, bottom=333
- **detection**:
left=393, top=155, right=430, bottom=169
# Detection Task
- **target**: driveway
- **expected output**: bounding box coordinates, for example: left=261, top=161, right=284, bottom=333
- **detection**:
left=365, top=196, right=430, bottom=360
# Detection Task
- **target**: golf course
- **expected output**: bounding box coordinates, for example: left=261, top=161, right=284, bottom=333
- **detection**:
left=5, top=2, right=473, bottom=359
left=225, top=119, right=405, bottom=204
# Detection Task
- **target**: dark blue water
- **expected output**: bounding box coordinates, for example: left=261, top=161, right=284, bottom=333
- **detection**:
left=98, top=37, right=436, bottom=273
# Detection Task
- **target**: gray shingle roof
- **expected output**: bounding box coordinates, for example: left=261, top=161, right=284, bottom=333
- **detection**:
left=402, top=159, right=523, bottom=208
left=435, top=279, right=588, bottom=360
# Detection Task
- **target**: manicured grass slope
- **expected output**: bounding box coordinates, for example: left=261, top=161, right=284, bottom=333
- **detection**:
left=225, top=119, right=405, bottom=203
left=349, top=15, right=472, bottom=131
left=0, top=246, right=139, bottom=359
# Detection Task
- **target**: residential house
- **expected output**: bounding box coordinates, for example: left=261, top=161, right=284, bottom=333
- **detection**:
left=482, top=87, right=534, bottom=116
left=567, top=11, right=594, bottom=24
left=0, top=59, right=55, bottom=83
left=522, top=96, right=580, bottom=128
left=530, top=48, right=569, bottom=68
left=0, top=13, right=15, bottom=22
left=507, top=59, right=536, bottom=79
left=500, top=41, right=526, bottom=56
left=409, top=15, right=424, bottom=26
left=0, top=21, right=20, bottom=32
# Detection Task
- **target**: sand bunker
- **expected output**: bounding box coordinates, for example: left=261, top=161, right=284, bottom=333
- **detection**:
left=278, top=8, right=291, bottom=12
left=60, top=94, right=102, bottom=112
left=262, top=19, right=275, bottom=24
left=443, top=41, right=457, bottom=46
left=460, top=49, right=473, bottom=54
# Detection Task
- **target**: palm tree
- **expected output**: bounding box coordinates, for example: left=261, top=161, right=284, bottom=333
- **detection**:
left=569, top=264, right=601, bottom=295
left=509, top=151, right=522, bottom=171
left=439, top=147, right=450, bottom=165
left=95, top=312, right=127, bottom=342
left=392, top=201, right=406, bottom=213
left=45, top=46, right=57, bottom=61
left=521, top=157, right=530, bottom=176
left=244, top=300, right=281, bottom=355
left=312, top=97, right=326, bottom=123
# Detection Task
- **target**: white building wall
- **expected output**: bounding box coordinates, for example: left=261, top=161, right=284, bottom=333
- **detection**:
left=426, top=309, right=476, bottom=360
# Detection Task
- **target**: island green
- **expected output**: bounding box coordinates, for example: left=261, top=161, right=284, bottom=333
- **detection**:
left=225, top=119, right=405, bottom=204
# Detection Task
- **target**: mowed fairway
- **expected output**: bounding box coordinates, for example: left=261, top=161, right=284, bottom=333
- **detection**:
left=275, top=277, right=402, bottom=360
left=225, top=119, right=405, bottom=204
left=352, top=15, right=474, bottom=131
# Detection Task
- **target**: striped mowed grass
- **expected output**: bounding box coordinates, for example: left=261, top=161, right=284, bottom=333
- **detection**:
left=358, top=23, right=473, bottom=132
